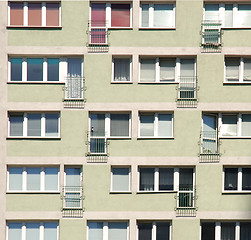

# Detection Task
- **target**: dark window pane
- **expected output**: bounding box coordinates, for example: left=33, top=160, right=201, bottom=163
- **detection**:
left=45, top=114, right=59, bottom=136
left=156, top=222, right=170, bottom=240
left=11, top=58, right=22, bottom=81
left=48, top=58, right=59, bottom=81
left=221, top=223, right=235, bottom=240
left=138, top=223, right=152, bottom=240
left=201, top=223, right=215, bottom=240
left=110, top=114, right=129, bottom=137
left=140, top=168, right=154, bottom=191
left=159, top=168, right=173, bottom=190
left=27, top=58, right=43, bottom=81
left=240, top=222, right=251, bottom=240
left=27, top=113, right=41, bottom=136
left=242, top=168, right=251, bottom=190
left=224, top=168, right=238, bottom=190
left=9, top=114, right=24, bottom=136
left=179, top=168, right=193, bottom=190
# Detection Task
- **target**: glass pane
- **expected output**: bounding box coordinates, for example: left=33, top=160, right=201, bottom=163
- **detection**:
left=28, top=3, right=42, bottom=26
left=27, top=58, right=43, bottom=81
left=8, top=223, right=22, bottom=240
left=26, top=222, right=40, bottom=240
left=108, top=222, right=127, bottom=240
left=203, top=115, right=217, bottom=132
left=225, top=59, right=239, bottom=82
left=159, top=168, right=174, bottom=190
left=27, top=113, right=41, bottom=136
left=205, top=4, right=219, bottom=21
left=201, top=223, right=215, bottom=240
left=9, top=167, right=23, bottom=191
left=224, top=168, right=238, bottom=190
left=221, top=223, right=235, bottom=240
left=45, top=168, right=58, bottom=191
left=44, top=222, right=58, bottom=240
left=242, top=114, right=251, bottom=136
left=238, top=5, right=251, bottom=28
left=11, top=58, right=22, bottom=81
left=160, top=59, right=175, bottom=81
left=141, top=4, right=149, bottom=27
left=111, top=4, right=130, bottom=27
left=112, top=168, right=129, bottom=191
left=179, top=168, right=193, bottom=190
left=242, top=168, right=251, bottom=190
left=140, top=168, right=154, bottom=191
left=27, top=168, right=41, bottom=191
left=9, top=114, right=24, bottom=136
left=66, top=168, right=81, bottom=186
left=158, top=114, right=172, bottom=137
left=45, top=114, right=59, bottom=137
left=110, top=114, right=129, bottom=137
left=221, top=115, right=237, bottom=136
left=140, top=59, right=156, bottom=82
left=91, top=3, right=106, bottom=26
left=91, top=114, right=105, bottom=136
left=180, top=59, right=195, bottom=77
left=68, top=58, right=82, bottom=77
left=154, top=4, right=173, bottom=28
left=114, top=58, right=130, bottom=81
left=48, top=58, right=59, bottom=81
left=46, top=3, right=59, bottom=27
left=89, top=222, right=103, bottom=240
left=240, top=222, right=251, bottom=240
left=225, top=5, right=233, bottom=28
left=156, top=222, right=170, bottom=240
left=138, top=223, right=152, bottom=240
left=10, top=3, right=23, bottom=26
left=140, top=114, right=154, bottom=136
left=244, top=59, right=251, bottom=81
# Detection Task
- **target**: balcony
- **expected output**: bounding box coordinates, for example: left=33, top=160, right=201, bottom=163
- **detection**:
left=200, top=131, right=220, bottom=162
left=175, top=185, right=197, bottom=217
left=86, top=131, right=109, bottom=162
left=177, top=77, right=198, bottom=108
left=201, top=21, right=222, bottom=53
left=62, top=186, right=84, bottom=218
left=87, top=20, right=109, bottom=53
left=64, top=75, right=85, bottom=108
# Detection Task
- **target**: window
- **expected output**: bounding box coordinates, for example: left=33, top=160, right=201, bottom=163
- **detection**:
left=138, top=221, right=171, bottom=240
left=7, top=222, right=58, bottom=240
left=111, top=167, right=130, bottom=192
left=9, top=57, right=83, bottom=82
left=139, top=113, right=173, bottom=138
left=204, top=4, right=251, bottom=28
left=8, top=166, right=59, bottom=192
left=201, top=222, right=251, bottom=240
left=224, top=167, right=251, bottom=192
left=112, top=57, right=132, bottom=82
left=88, top=221, right=128, bottom=240
left=141, top=3, right=175, bottom=28
left=8, top=112, right=60, bottom=138
left=225, top=58, right=251, bottom=83
left=139, top=57, right=195, bottom=83
left=91, top=3, right=131, bottom=28
left=8, top=2, right=61, bottom=27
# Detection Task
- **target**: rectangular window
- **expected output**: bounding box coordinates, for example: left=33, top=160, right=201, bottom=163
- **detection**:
left=113, top=58, right=131, bottom=82
left=47, top=58, right=59, bottom=81
left=46, top=3, right=59, bottom=26
left=141, top=4, right=175, bottom=28
left=8, top=166, right=59, bottom=192
left=111, top=4, right=130, bottom=27
left=139, top=113, right=173, bottom=138
left=10, top=58, right=22, bottom=81
left=111, top=167, right=130, bottom=192
left=27, top=58, right=43, bottom=81
left=88, top=222, right=128, bottom=240
left=221, top=115, right=238, bottom=136
left=201, top=222, right=215, bottom=240
left=10, top=2, right=23, bottom=26
left=138, top=222, right=170, bottom=240
left=7, top=222, right=58, bottom=240
left=28, top=3, right=42, bottom=26
left=8, top=112, right=60, bottom=138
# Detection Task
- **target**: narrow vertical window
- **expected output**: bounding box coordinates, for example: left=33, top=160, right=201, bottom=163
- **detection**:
left=140, top=59, right=156, bottom=82
left=225, top=59, right=239, bottom=82
left=138, top=223, right=152, bottom=240
left=47, top=58, right=59, bottom=81
left=204, top=5, right=219, bottom=22
left=27, top=113, right=42, bottom=136
left=221, top=223, right=235, bottom=240
left=242, top=168, right=251, bottom=190
left=111, top=4, right=130, bottom=27
left=46, top=3, right=59, bottom=26
left=10, top=2, right=23, bottom=26
left=154, top=4, right=173, bottom=28
left=221, top=115, right=238, bottom=136
left=26, top=222, right=40, bottom=240
left=140, top=114, right=154, bottom=136
left=224, top=5, right=233, bottom=28
left=27, top=167, right=41, bottom=191
left=45, top=167, right=58, bottom=191
left=238, top=5, right=251, bottom=28
left=201, top=222, right=215, bottom=240
left=8, top=223, right=22, bottom=240
left=10, top=58, right=22, bottom=81
left=159, top=59, right=175, bottom=82
left=9, top=167, right=23, bottom=190
left=44, top=222, right=58, bottom=240
left=88, top=222, right=103, bottom=240
left=91, top=3, right=106, bottom=26
left=110, top=114, right=129, bottom=137
left=224, top=168, right=238, bottom=190
left=28, top=3, right=42, bottom=26
left=27, top=58, right=43, bottom=81
left=158, top=114, right=172, bottom=137
left=114, top=58, right=130, bottom=82
left=112, top=168, right=130, bottom=191
left=156, top=222, right=170, bottom=240
left=45, top=113, right=59, bottom=137
left=243, top=59, right=251, bottom=82
left=159, top=168, right=173, bottom=191
left=140, top=168, right=154, bottom=191
left=141, top=4, right=149, bottom=27
left=9, top=114, right=24, bottom=136
left=108, top=222, right=128, bottom=240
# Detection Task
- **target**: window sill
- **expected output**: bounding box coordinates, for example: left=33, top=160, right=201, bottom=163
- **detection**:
left=109, top=27, right=133, bottom=30
left=110, top=191, right=132, bottom=194
left=7, top=25, right=62, bottom=29
left=138, top=81, right=178, bottom=84
left=139, top=27, right=175, bottom=30
left=222, top=27, right=251, bottom=30
left=7, top=136, right=61, bottom=140
left=108, top=136, right=131, bottom=139
left=223, top=82, right=251, bottom=85
left=222, top=191, right=251, bottom=194
left=111, top=81, right=133, bottom=84
left=7, top=191, right=60, bottom=194
left=7, top=81, right=65, bottom=84
left=137, top=190, right=176, bottom=194
left=219, top=136, right=251, bottom=139
left=137, top=137, right=174, bottom=139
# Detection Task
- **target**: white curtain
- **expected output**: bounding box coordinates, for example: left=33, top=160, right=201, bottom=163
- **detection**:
left=8, top=223, right=22, bottom=240
left=27, top=114, right=41, bottom=136
left=26, top=223, right=40, bottom=240
left=221, top=115, right=237, bottom=136
left=10, top=114, right=24, bottom=136
left=225, top=59, right=239, bottom=81
left=242, top=114, right=251, bottom=136
left=112, top=168, right=129, bottom=191
left=108, top=222, right=127, bottom=240
left=88, top=222, right=103, bottom=240
left=110, top=114, right=129, bottom=137
left=9, top=167, right=23, bottom=190
left=205, top=4, right=219, bottom=21
left=140, top=59, right=156, bottom=82
left=27, top=168, right=40, bottom=191
left=243, top=59, right=251, bottom=81
left=154, top=4, right=173, bottom=27
left=66, top=168, right=81, bottom=186
left=238, top=5, right=251, bottom=27
left=224, top=5, right=233, bottom=27
left=45, top=114, right=59, bottom=137
left=141, top=4, right=149, bottom=27
left=114, top=59, right=130, bottom=81
left=140, top=115, right=154, bottom=136
left=180, top=59, right=195, bottom=77
left=45, top=168, right=58, bottom=191
left=158, top=114, right=172, bottom=137
left=44, top=222, right=58, bottom=240
left=160, top=59, right=175, bottom=81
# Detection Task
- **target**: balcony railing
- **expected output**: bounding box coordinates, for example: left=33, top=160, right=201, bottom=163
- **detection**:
left=64, top=75, right=85, bottom=108
left=86, top=131, right=108, bottom=162
left=201, top=21, right=222, bottom=53
left=177, top=76, right=198, bottom=108
left=87, top=20, right=109, bottom=53
left=200, top=131, right=220, bottom=162
left=62, top=186, right=83, bottom=218
left=176, top=185, right=196, bottom=217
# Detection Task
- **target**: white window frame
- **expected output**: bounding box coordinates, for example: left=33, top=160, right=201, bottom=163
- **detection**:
left=218, top=113, right=251, bottom=138
left=89, top=113, right=132, bottom=139
left=223, top=167, right=251, bottom=193
left=139, top=57, right=196, bottom=83
left=8, top=1, right=62, bottom=27
left=7, top=166, right=60, bottom=193
left=138, top=112, right=174, bottom=138
left=139, top=3, right=176, bottom=28
left=87, top=221, right=129, bottom=240
left=112, top=56, right=132, bottom=83
left=110, top=167, right=131, bottom=193
left=6, top=221, right=59, bottom=240
left=224, top=57, right=251, bottom=84
left=137, top=221, right=172, bottom=240
left=8, top=112, right=60, bottom=138
left=90, top=3, right=132, bottom=29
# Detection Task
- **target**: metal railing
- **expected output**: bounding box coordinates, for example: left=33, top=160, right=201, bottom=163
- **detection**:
left=64, top=75, right=85, bottom=100
left=201, top=21, right=222, bottom=52
left=62, top=186, right=83, bottom=210
left=200, top=131, right=220, bottom=162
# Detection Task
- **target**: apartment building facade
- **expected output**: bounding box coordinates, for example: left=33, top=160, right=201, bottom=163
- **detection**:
left=0, top=0, right=251, bottom=239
